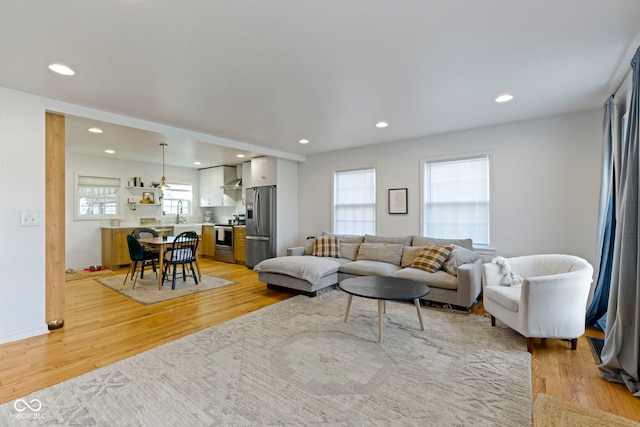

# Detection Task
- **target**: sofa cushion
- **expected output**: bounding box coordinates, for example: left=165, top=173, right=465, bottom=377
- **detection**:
left=356, top=242, right=403, bottom=265
left=364, top=234, right=412, bottom=246
left=313, top=236, right=340, bottom=257
left=401, top=245, right=424, bottom=268
left=443, top=245, right=482, bottom=276
left=339, top=260, right=402, bottom=276
left=340, top=242, right=360, bottom=261
left=304, top=238, right=315, bottom=255
left=253, top=256, right=340, bottom=285
left=321, top=232, right=365, bottom=244
left=411, top=244, right=453, bottom=273
left=412, top=236, right=473, bottom=251
left=392, top=268, right=458, bottom=290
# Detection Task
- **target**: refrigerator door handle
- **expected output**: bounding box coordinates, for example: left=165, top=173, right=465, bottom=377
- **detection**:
left=246, top=235, right=270, bottom=241
left=255, top=190, right=261, bottom=235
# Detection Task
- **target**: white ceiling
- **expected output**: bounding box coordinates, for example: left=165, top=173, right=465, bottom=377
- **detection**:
left=2, top=0, right=640, bottom=168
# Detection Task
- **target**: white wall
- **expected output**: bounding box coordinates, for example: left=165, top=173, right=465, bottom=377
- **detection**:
left=274, top=158, right=299, bottom=256
left=298, top=110, right=602, bottom=267
left=0, top=88, right=49, bottom=343
left=66, top=153, right=200, bottom=269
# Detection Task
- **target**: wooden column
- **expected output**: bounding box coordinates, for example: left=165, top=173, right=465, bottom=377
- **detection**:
left=45, top=112, right=65, bottom=330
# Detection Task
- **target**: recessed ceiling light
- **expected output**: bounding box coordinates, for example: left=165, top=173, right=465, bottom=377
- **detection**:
left=495, top=94, right=514, bottom=103
left=375, top=121, right=388, bottom=128
left=88, top=127, right=103, bottom=133
left=104, top=149, right=115, bottom=154
left=299, top=139, right=310, bottom=144
left=48, top=63, right=75, bottom=76
left=236, top=154, right=245, bottom=158
left=193, top=161, right=201, bottom=165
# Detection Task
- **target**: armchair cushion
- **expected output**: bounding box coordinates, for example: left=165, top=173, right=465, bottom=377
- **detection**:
left=483, top=285, right=520, bottom=312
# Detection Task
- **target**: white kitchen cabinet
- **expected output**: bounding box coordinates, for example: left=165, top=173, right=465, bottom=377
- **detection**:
left=199, top=166, right=237, bottom=207
left=251, top=157, right=277, bottom=187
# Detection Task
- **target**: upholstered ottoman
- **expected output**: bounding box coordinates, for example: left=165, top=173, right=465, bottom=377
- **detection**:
left=253, top=255, right=341, bottom=296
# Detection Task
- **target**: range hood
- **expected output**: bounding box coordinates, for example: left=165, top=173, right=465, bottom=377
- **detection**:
left=220, top=178, right=242, bottom=189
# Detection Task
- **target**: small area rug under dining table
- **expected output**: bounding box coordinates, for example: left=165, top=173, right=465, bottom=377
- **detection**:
left=96, top=273, right=235, bottom=305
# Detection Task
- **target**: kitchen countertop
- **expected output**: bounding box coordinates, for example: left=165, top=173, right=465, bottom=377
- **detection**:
left=101, top=223, right=205, bottom=230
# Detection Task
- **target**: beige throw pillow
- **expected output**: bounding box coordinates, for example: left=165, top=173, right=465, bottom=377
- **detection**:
left=356, top=243, right=403, bottom=265
left=340, top=242, right=360, bottom=261
left=401, top=246, right=424, bottom=268
left=411, top=244, right=453, bottom=273
left=312, top=236, right=340, bottom=258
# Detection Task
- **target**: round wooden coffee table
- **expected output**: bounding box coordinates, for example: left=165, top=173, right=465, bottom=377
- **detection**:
left=339, top=276, right=430, bottom=342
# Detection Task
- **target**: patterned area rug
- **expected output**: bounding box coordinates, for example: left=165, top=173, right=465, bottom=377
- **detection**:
left=0, top=290, right=532, bottom=426
left=96, top=273, right=235, bottom=305
left=534, top=393, right=640, bottom=426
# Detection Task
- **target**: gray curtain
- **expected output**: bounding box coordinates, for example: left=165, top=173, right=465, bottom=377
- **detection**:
left=599, top=46, right=640, bottom=397
left=586, top=97, right=616, bottom=331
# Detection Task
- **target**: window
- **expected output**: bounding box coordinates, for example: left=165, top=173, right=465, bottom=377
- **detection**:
left=333, top=168, right=376, bottom=235
left=422, top=156, right=490, bottom=247
left=75, top=175, right=121, bottom=220
left=162, top=182, right=193, bottom=216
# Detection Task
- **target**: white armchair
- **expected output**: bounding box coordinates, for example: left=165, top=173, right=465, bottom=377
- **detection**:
left=482, top=254, right=593, bottom=352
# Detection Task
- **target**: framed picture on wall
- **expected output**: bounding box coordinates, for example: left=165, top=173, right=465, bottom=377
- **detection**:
left=388, top=188, right=408, bottom=214
left=142, top=192, right=155, bottom=204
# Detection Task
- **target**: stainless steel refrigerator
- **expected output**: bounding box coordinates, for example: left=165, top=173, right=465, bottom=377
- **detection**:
left=245, top=185, right=276, bottom=269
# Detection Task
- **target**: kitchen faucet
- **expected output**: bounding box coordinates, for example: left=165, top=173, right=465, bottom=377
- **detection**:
left=176, top=200, right=184, bottom=224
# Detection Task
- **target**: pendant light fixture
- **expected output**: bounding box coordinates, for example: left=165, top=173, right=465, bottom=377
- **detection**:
left=160, top=143, right=169, bottom=200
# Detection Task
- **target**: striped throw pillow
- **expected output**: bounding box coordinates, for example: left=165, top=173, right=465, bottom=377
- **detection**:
left=411, top=243, right=453, bottom=273
left=312, top=236, right=341, bottom=258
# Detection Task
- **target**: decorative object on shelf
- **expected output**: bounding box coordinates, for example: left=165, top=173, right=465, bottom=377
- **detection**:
left=141, top=192, right=155, bottom=204
left=388, top=188, right=408, bottom=214
left=159, top=142, right=169, bottom=202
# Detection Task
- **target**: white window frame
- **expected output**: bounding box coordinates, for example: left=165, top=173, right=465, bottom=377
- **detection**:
left=74, top=174, right=122, bottom=220
left=332, top=167, right=376, bottom=235
left=161, top=181, right=193, bottom=216
left=421, top=154, right=492, bottom=248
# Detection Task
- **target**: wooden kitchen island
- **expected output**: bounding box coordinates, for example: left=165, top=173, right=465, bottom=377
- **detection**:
left=101, top=227, right=136, bottom=270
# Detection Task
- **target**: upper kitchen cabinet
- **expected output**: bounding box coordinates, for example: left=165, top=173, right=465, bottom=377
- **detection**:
left=242, top=161, right=252, bottom=189
left=199, top=166, right=238, bottom=207
left=251, top=157, right=278, bottom=187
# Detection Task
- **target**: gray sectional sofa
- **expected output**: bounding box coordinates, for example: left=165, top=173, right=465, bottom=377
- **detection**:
left=253, top=233, right=483, bottom=308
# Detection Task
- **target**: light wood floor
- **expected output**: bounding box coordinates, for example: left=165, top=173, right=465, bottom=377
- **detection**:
left=1, top=258, right=639, bottom=421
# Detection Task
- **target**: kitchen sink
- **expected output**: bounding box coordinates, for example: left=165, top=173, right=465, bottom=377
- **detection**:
left=172, top=223, right=203, bottom=235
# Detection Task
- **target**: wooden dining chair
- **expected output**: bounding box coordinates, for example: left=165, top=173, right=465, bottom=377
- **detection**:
left=123, top=235, right=160, bottom=288
left=131, top=228, right=160, bottom=255
left=162, top=231, right=199, bottom=289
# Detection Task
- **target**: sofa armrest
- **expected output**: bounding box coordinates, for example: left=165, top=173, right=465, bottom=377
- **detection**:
left=286, top=246, right=305, bottom=256
left=455, top=258, right=483, bottom=307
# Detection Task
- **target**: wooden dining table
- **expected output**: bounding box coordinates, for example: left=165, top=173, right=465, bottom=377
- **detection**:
left=138, top=236, right=202, bottom=289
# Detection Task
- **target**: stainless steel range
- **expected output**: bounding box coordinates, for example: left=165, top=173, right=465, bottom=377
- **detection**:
left=214, top=224, right=235, bottom=263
